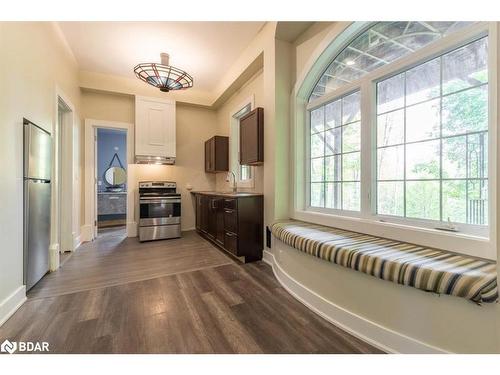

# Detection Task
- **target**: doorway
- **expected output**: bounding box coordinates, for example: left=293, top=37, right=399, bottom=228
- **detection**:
left=57, top=99, right=73, bottom=264
left=84, top=119, right=134, bottom=242
left=96, top=128, right=127, bottom=238
left=52, top=91, right=76, bottom=271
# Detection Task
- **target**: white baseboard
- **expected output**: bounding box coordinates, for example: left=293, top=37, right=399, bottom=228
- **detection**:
left=0, top=286, right=26, bottom=327
left=127, top=221, right=137, bottom=237
left=264, top=249, right=447, bottom=354
left=73, top=232, right=82, bottom=250
left=80, top=224, right=93, bottom=242
left=262, top=249, right=274, bottom=266
left=49, top=243, right=60, bottom=271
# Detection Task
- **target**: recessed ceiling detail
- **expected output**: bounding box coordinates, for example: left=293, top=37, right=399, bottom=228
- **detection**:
left=134, top=53, right=193, bottom=92
left=57, top=22, right=265, bottom=93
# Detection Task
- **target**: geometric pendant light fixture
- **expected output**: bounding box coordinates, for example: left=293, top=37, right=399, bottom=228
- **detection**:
left=134, top=53, right=194, bottom=92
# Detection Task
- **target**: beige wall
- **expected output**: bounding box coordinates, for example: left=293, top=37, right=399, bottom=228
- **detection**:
left=80, top=90, right=135, bottom=227
left=293, top=22, right=334, bottom=82
left=80, top=70, right=215, bottom=107
left=80, top=90, right=217, bottom=231
left=0, top=22, right=81, bottom=308
left=81, top=90, right=135, bottom=123
left=215, top=70, right=265, bottom=193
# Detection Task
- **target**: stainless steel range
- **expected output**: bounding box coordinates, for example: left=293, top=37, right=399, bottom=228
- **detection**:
left=138, top=181, right=181, bottom=241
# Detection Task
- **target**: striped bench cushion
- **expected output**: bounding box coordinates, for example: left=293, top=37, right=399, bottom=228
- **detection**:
left=271, top=220, right=498, bottom=304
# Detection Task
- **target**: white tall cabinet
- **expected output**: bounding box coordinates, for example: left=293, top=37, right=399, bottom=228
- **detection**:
left=135, top=96, right=176, bottom=163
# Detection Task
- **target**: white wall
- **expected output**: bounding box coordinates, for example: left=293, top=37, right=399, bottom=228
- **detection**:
left=0, top=22, right=81, bottom=321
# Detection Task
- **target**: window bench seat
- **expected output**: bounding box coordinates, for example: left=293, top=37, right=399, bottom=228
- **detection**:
left=270, top=220, right=498, bottom=304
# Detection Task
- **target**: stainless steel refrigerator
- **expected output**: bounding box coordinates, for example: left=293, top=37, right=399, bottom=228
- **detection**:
left=23, top=119, right=52, bottom=291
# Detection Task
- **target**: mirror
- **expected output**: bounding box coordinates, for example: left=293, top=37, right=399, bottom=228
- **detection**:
left=104, top=166, right=126, bottom=186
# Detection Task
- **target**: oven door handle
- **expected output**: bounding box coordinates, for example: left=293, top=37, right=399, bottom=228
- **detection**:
left=140, top=199, right=181, bottom=204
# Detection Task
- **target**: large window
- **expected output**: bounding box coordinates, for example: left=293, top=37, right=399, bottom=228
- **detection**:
left=310, top=91, right=361, bottom=210
left=376, top=38, right=488, bottom=225
left=305, top=21, right=492, bottom=240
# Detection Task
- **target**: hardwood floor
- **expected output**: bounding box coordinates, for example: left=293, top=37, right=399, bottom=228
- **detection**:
left=0, top=231, right=383, bottom=354
left=29, top=230, right=232, bottom=299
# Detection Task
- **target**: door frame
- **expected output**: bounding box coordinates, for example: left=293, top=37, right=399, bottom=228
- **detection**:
left=50, top=86, right=76, bottom=271
left=84, top=119, right=135, bottom=241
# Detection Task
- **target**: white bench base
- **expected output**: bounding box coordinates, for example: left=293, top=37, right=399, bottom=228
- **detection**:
left=264, top=236, right=499, bottom=354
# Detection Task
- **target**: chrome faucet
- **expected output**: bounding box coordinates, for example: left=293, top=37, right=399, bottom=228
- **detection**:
left=226, top=171, right=237, bottom=193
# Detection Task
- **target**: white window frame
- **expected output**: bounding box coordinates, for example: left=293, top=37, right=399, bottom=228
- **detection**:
left=229, top=95, right=255, bottom=188
left=306, top=86, right=363, bottom=218
left=298, top=22, right=497, bottom=260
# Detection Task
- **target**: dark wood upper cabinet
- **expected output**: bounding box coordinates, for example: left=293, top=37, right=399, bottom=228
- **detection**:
left=205, top=136, right=229, bottom=173
left=239, top=107, right=264, bottom=165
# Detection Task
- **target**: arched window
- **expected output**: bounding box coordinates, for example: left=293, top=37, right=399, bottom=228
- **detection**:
left=309, top=22, right=474, bottom=101
left=302, top=21, right=493, bottom=255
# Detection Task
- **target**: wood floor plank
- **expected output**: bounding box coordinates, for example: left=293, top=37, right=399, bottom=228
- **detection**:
left=29, top=230, right=233, bottom=298
left=0, top=229, right=383, bottom=354
left=200, top=291, right=263, bottom=354
left=177, top=278, right=235, bottom=354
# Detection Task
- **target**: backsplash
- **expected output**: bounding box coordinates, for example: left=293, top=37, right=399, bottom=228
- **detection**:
left=215, top=165, right=264, bottom=193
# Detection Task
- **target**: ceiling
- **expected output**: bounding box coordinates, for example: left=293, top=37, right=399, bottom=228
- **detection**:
left=58, top=22, right=266, bottom=92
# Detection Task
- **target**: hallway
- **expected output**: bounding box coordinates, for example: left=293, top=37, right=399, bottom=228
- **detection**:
left=0, top=232, right=381, bottom=353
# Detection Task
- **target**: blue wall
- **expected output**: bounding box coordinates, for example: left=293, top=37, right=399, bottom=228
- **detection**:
left=97, top=128, right=127, bottom=191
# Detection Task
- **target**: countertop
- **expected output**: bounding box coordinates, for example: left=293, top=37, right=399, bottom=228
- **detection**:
left=190, top=190, right=263, bottom=198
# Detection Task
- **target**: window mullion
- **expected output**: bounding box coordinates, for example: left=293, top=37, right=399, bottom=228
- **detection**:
left=323, top=106, right=327, bottom=208
left=403, top=72, right=407, bottom=219
left=339, top=100, right=343, bottom=210
left=439, top=55, right=444, bottom=223
left=360, top=81, right=372, bottom=218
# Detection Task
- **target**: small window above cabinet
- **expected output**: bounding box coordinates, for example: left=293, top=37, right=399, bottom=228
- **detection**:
left=205, top=136, right=229, bottom=173
left=239, top=107, right=263, bottom=165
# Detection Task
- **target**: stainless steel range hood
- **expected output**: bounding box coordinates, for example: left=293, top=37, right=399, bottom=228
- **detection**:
left=135, top=155, right=175, bottom=165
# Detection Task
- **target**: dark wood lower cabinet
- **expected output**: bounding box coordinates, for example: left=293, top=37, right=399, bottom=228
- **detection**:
left=196, top=194, right=210, bottom=235
left=193, top=192, right=263, bottom=262
left=215, top=197, right=225, bottom=246
left=207, top=197, right=217, bottom=240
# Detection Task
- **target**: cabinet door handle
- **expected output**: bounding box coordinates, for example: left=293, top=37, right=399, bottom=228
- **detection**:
left=225, top=232, right=236, bottom=237
left=224, top=209, right=234, bottom=213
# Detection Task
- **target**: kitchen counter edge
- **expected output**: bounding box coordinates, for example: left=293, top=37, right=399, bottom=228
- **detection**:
left=190, top=191, right=263, bottom=198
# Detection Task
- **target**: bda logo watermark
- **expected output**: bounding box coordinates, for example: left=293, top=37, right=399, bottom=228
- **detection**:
left=1, top=340, right=17, bottom=354
left=1, top=339, right=49, bottom=354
